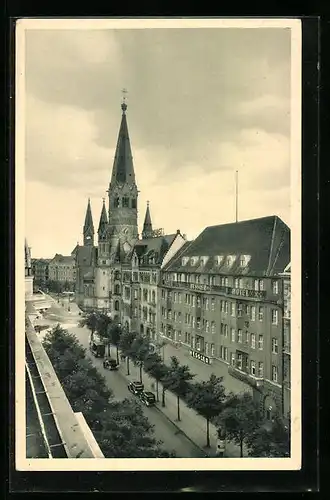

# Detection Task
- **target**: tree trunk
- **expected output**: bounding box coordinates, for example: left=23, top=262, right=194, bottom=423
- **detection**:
left=206, top=418, right=210, bottom=448
left=139, top=363, right=143, bottom=383
left=240, top=434, right=244, bottom=457
left=107, top=343, right=111, bottom=357
left=177, top=395, right=181, bottom=421
left=162, top=387, right=166, bottom=407
left=116, top=346, right=119, bottom=365
left=126, top=356, right=130, bottom=376
left=155, top=379, right=159, bottom=402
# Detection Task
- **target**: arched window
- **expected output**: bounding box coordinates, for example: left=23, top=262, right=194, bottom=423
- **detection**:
left=114, top=270, right=120, bottom=280
left=114, top=197, right=120, bottom=208
left=114, top=284, right=120, bottom=295
left=114, top=300, right=120, bottom=311
left=152, top=290, right=155, bottom=303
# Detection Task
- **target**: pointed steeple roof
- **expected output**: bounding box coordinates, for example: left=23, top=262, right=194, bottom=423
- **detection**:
left=84, top=198, right=94, bottom=233
left=98, top=199, right=108, bottom=234
left=142, top=201, right=153, bottom=239
left=110, top=101, right=136, bottom=185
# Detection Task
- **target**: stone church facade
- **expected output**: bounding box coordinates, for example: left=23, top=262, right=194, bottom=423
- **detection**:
left=74, top=100, right=187, bottom=337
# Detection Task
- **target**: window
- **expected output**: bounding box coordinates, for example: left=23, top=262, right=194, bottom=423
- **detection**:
left=173, top=311, right=177, bottom=322
left=168, top=310, right=172, bottom=320
left=258, top=306, right=264, bottom=321
left=211, top=321, right=216, bottom=334
left=245, top=331, right=249, bottom=344
left=240, top=256, right=245, bottom=267
left=230, top=303, right=236, bottom=317
left=192, top=317, right=195, bottom=328
left=272, top=365, right=278, bottom=382
left=234, top=278, right=239, bottom=288
left=205, top=320, right=209, bottom=333
left=211, top=343, right=215, bottom=356
left=225, top=277, right=229, bottom=287
left=258, top=362, right=264, bottom=377
left=152, top=290, right=155, bottom=303
left=178, top=312, right=182, bottom=323
left=237, top=303, right=243, bottom=317
left=251, top=306, right=256, bottom=321
left=225, top=301, right=229, bottom=314
left=272, top=338, right=279, bottom=354
left=196, top=296, right=201, bottom=307
left=224, top=347, right=228, bottom=361
left=231, top=328, right=236, bottom=342
left=258, top=335, right=264, bottom=350
left=231, top=353, right=235, bottom=366
left=131, top=198, right=137, bottom=208
left=220, top=346, right=224, bottom=359
left=251, top=333, right=256, bottom=349
left=122, top=197, right=129, bottom=207
left=220, top=300, right=224, bottom=312
left=259, top=279, right=264, bottom=291
left=224, top=325, right=228, bottom=337
left=237, top=353, right=243, bottom=370
left=272, top=309, right=278, bottom=325
left=250, top=360, right=256, bottom=376
left=196, top=338, right=201, bottom=351
left=114, top=284, right=120, bottom=295
left=254, top=279, right=259, bottom=291
left=173, top=292, right=177, bottom=303
left=205, top=342, right=209, bottom=355
left=237, top=329, right=242, bottom=343
left=239, top=278, right=243, bottom=289
left=192, top=296, right=196, bottom=307
left=205, top=298, right=209, bottom=310
left=178, top=292, right=182, bottom=303
left=272, top=280, right=279, bottom=294
left=114, top=300, right=120, bottom=311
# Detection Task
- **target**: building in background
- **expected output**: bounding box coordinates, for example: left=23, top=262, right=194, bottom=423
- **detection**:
left=48, top=253, right=76, bottom=289
left=160, top=216, right=290, bottom=420
left=25, top=239, right=33, bottom=299
left=31, top=258, right=51, bottom=290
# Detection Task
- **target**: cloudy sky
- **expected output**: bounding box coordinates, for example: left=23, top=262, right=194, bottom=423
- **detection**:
left=21, top=20, right=297, bottom=258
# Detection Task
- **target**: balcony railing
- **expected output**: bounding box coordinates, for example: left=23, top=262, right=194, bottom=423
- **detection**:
left=228, top=365, right=264, bottom=390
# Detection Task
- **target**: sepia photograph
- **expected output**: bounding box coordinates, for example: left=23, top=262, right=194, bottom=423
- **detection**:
left=16, top=18, right=301, bottom=472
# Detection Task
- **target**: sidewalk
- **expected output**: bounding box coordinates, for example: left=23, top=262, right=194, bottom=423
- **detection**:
left=116, top=356, right=245, bottom=458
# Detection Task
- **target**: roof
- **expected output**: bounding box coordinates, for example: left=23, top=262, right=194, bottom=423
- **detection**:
left=31, top=258, right=52, bottom=265
left=132, top=234, right=176, bottom=265
left=49, top=254, right=75, bottom=265
left=163, top=216, right=290, bottom=277
left=75, top=245, right=97, bottom=267
left=84, top=198, right=94, bottom=233
left=142, top=202, right=153, bottom=236
left=97, top=200, right=108, bottom=234
left=110, top=103, right=136, bottom=186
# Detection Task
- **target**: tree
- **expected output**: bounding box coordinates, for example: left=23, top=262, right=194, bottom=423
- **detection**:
left=129, top=335, right=151, bottom=383
left=215, top=392, right=261, bottom=457
left=78, top=311, right=100, bottom=340
left=118, top=330, right=137, bottom=375
left=161, top=356, right=195, bottom=421
left=246, top=416, right=290, bottom=457
left=186, top=374, right=226, bottom=448
left=95, top=313, right=113, bottom=356
left=43, top=325, right=173, bottom=458
left=108, top=322, right=122, bottom=364
left=144, top=352, right=167, bottom=402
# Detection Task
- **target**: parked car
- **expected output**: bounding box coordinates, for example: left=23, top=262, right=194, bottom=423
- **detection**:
left=139, top=391, right=156, bottom=407
left=127, top=381, right=144, bottom=395
left=103, top=357, right=118, bottom=371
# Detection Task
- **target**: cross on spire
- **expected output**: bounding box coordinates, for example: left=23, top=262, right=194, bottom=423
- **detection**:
left=121, top=88, right=128, bottom=112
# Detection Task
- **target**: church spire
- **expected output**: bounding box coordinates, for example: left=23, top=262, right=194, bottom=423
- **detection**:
left=142, top=201, right=153, bottom=239
left=98, top=198, right=108, bottom=238
left=83, top=198, right=94, bottom=246
left=110, top=97, right=136, bottom=186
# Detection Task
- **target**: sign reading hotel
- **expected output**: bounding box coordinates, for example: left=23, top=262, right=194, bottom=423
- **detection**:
left=171, top=281, right=265, bottom=299
left=190, top=350, right=212, bottom=364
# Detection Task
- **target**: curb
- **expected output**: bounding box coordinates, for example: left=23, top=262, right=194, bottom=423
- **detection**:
left=115, top=364, right=211, bottom=458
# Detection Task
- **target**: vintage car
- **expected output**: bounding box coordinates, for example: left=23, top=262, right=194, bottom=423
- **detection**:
left=89, top=341, right=105, bottom=358
left=103, top=357, right=118, bottom=371
left=127, top=381, right=144, bottom=395
left=139, top=391, right=156, bottom=407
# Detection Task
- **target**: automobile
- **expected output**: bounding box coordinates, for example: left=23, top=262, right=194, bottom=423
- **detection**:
left=127, top=381, right=144, bottom=395
left=89, top=341, right=105, bottom=358
left=103, top=357, right=118, bottom=371
left=139, top=391, right=156, bottom=407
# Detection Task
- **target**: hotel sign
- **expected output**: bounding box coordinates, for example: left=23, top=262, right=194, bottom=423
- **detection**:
left=190, top=350, right=212, bottom=364
left=228, top=287, right=266, bottom=299
left=189, top=283, right=211, bottom=292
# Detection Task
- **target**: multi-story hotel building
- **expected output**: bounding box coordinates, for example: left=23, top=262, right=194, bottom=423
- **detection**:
left=160, top=216, right=290, bottom=418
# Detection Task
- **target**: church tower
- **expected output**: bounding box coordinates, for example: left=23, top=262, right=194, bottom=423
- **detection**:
left=83, top=198, right=94, bottom=246
left=97, top=198, right=109, bottom=263
left=142, top=201, right=153, bottom=239
left=108, top=99, right=138, bottom=259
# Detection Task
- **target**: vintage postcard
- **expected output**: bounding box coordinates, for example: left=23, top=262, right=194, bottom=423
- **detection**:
left=16, top=17, right=301, bottom=472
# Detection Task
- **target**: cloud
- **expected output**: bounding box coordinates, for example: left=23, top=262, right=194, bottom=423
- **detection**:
left=23, top=25, right=293, bottom=256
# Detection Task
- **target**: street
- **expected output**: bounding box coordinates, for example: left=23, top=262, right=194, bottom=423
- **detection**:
left=41, top=296, right=205, bottom=458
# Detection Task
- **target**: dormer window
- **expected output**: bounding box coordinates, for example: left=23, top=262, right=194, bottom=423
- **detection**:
left=239, top=254, right=251, bottom=267
left=182, top=256, right=190, bottom=266
left=215, top=255, right=224, bottom=266
left=190, top=256, right=198, bottom=266
left=226, top=255, right=236, bottom=268
left=200, top=256, right=209, bottom=266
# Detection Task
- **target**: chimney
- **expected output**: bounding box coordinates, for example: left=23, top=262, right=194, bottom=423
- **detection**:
left=176, top=229, right=181, bottom=235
